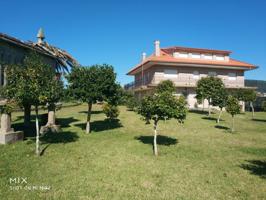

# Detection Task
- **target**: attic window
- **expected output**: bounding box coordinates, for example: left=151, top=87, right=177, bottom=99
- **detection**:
left=173, top=52, right=179, bottom=58
left=179, top=52, right=188, bottom=58
left=204, top=54, right=212, bottom=60
left=191, top=53, right=201, bottom=59
left=216, top=55, right=225, bottom=61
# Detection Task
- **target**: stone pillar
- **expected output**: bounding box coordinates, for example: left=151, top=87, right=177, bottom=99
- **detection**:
left=40, top=104, right=61, bottom=134
left=240, top=101, right=245, bottom=112
left=3, top=66, right=7, bottom=86
left=0, top=113, right=13, bottom=133
left=47, top=110, right=56, bottom=126
left=0, top=113, right=23, bottom=144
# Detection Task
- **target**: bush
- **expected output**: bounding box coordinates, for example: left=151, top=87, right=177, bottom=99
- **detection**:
left=102, top=103, right=119, bottom=120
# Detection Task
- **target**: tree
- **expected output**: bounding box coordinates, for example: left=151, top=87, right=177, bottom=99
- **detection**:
left=243, top=89, right=257, bottom=118
left=196, top=77, right=224, bottom=116
left=67, top=64, right=117, bottom=133
left=138, top=91, right=187, bottom=156
left=226, top=95, right=241, bottom=132
left=234, top=88, right=256, bottom=117
left=4, top=52, right=55, bottom=155
left=156, top=80, right=176, bottom=94
left=211, top=87, right=228, bottom=123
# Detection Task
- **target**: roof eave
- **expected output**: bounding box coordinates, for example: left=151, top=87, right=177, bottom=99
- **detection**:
left=127, top=60, right=257, bottom=75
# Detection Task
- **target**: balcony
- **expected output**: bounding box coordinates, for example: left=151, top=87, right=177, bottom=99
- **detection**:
left=124, top=76, right=245, bottom=90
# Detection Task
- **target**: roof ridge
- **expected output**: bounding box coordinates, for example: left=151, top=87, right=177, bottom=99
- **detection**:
left=161, top=45, right=232, bottom=54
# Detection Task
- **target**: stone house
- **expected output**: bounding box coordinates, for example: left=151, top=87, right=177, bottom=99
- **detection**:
left=0, top=28, right=77, bottom=86
left=0, top=29, right=77, bottom=144
left=126, top=41, right=257, bottom=109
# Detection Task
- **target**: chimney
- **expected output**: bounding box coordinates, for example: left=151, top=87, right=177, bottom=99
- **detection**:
left=37, top=28, right=45, bottom=44
left=154, top=40, right=160, bottom=56
left=141, top=52, right=146, bottom=62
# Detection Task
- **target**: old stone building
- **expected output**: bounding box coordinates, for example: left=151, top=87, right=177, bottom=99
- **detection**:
left=0, top=28, right=77, bottom=144
left=0, top=28, right=77, bottom=85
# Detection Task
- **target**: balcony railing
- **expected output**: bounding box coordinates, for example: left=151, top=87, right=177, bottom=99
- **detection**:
left=124, top=77, right=244, bottom=90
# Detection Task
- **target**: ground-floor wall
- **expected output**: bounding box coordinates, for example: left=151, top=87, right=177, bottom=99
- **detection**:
left=134, top=87, right=245, bottom=112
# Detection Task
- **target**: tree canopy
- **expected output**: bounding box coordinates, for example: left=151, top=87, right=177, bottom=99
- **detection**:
left=138, top=80, right=187, bottom=156
left=234, top=88, right=256, bottom=117
left=211, top=87, right=228, bottom=123
left=3, top=52, right=59, bottom=155
left=196, top=76, right=225, bottom=115
left=226, top=95, right=241, bottom=132
left=156, top=80, right=176, bottom=94
left=67, top=64, right=118, bottom=133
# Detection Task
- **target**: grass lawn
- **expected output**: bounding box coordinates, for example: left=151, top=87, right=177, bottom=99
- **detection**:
left=0, top=103, right=265, bottom=200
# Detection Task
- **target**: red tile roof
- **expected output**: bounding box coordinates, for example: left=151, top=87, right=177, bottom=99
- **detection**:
left=127, top=47, right=257, bottom=75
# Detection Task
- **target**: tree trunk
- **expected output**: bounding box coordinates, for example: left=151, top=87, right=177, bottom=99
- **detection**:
left=86, top=103, right=92, bottom=134
left=231, top=115, right=235, bottom=133
left=35, top=106, right=40, bottom=156
left=24, top=104, right=31, bottom=127
left=250, top=102, right=254, bottom=119
left=47, top=104, right=56, bottom=126
left=217, top=108, right=222, bottom=124
left=153, top=120, right=158, bottom=156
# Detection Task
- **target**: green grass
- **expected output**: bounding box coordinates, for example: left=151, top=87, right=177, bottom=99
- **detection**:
left=0, top=104, right=266, bottom=200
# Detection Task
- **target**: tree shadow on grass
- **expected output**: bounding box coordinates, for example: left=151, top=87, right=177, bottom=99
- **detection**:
left=12, top=113, right=47, bottom=138
left=56, top=117, right=79, bottom=128
left=79, top=110, right=103, bottom=115
left=189, top=110, right=208, bottom=115
left=74, top=119, right=123, bottom=132
left=252, top=118, right=266, bottom=122
left=37, top=131, right=79, bottom=156
left=41, top=131, right=79, bottom=144
left=240, top=160, right=266, bottom=179
left=202, top=116, right=223, bottom=122
left=215, top=125, right=230, bottom=130
left=12, top=115, right=79, bottom=137
left=135, top=135, right=178, bottom=146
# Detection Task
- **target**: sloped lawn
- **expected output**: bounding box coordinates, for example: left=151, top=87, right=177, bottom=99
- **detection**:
left=0, top=104, right=265, bottom=199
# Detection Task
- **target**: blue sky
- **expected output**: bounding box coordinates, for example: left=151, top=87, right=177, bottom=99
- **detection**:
left=1, top=0, right=265, bottom=84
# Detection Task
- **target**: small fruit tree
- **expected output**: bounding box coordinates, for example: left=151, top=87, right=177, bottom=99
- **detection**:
left=196, top=77, right=224, bottom=116
left=226, top=95, right=241, bottom=132
left=138, top=80, right=187, bottom=156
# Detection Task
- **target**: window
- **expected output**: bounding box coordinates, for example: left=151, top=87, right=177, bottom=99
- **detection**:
left=216, top=55, right=225, bottom=61
left=193, top=71, right=200, bottom=79
left=228, top=72, right=236, bottom=81
left=173, top=52, right=179, bottom=58
left=179, top=52, right=188, bottom=58
left=191, top=53, right=201, bottom=59
left=155, top=72, right=164, bottom=76
left=208, top=71, right=217, bottom=77
left=164, top=69, right=178, bottom=78
left=204, top=54, right=212, bottom=60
